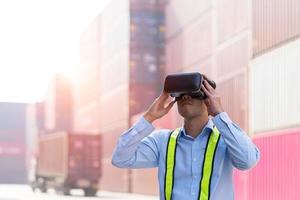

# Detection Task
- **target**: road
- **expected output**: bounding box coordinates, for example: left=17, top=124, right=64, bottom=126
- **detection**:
left=0, top=184, right=159, bottom=200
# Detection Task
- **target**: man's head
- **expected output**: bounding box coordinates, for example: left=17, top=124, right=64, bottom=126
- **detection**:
left=163, top=72, right=216, bottom=119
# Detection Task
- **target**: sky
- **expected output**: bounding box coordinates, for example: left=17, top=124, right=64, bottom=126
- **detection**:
left=0, top=0, right=110, bottom=103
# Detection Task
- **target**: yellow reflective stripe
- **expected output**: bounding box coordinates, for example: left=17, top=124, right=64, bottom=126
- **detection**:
left=199, top=127, right=221, bottom=200
left=164, top=128, right=180, bottom=200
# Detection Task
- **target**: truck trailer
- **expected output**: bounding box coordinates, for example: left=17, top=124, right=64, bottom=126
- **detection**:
left=31, top=132, right=101, bottom=196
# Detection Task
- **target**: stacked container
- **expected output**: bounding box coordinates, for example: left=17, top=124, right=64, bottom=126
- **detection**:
left=0, top=103, right=27, bottom=183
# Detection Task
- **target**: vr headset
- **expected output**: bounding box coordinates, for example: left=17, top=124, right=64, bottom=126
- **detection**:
left=163, top=72, right=216, bottom=101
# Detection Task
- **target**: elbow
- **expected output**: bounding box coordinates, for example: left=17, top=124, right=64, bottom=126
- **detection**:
left=111, top=157, right=122, bottom=168
left=111, top=154, right=133, bottom=168
left=234, top=148, right=260, bottom=170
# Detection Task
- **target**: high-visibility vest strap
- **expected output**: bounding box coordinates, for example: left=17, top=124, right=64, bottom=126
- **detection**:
left=164, top=128, right=180, bottom=200
left=164, top=127, right=220, bottom=200
left=198, top=127, right=220, bottom=200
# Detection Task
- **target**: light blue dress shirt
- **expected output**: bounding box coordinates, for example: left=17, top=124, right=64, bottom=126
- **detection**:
left=112, top=112, right=260, bottom=200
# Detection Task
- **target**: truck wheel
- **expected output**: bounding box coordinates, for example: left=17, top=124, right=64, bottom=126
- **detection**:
left=63, top=187, right=70, bottom=196
left=84, top=188, right=97, bottom=197
left=40, top=186, right=47, bottom=193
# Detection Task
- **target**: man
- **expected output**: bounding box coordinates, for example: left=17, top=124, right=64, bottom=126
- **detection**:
left=112, top=75, right=260, bottom=200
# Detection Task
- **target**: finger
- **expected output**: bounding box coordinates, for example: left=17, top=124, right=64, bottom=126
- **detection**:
left=165, top=100, right=176, bottom=111
left=201, top=84, right=213, bottom=98
left=204, top=80, right=216, bottom=94
left=158, top=91, right=169, bottom=100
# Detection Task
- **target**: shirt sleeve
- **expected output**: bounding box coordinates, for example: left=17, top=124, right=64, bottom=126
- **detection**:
left=111, top=116, right=161, bottom=169
left=212, top=112, right=260, bottom=170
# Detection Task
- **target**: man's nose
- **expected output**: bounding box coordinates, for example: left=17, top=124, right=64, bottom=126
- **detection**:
left=181, top=94, right=192, bottom=100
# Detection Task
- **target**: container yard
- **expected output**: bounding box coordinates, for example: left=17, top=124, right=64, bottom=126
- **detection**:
left=0, top=0, right=299, bottom=199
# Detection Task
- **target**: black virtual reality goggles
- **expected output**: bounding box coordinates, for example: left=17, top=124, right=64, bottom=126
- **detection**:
left=163, top=72, right=216, bottom=101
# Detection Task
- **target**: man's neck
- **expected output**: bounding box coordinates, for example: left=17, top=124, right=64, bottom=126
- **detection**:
left=184, top=115, right=209, bottom=138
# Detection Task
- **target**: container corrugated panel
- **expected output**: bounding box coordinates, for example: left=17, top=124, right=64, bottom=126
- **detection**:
left=99, top=86, right=129, bottom=130
left=73, top=102, right=101, bottom=133
left=0, top=103, right=26, bottom=131
left=100, top=0, right=130, bottom=62
left=181, top=58, right=213, bottom=80
left=130, top=51, right=164, bottom=84
left=100, top=127, right=130, bottom=192
left=100, top=49, right=129, bottom=94
left=130, top=0, right=165, bottom=11
left=166, top=0, right=211, bottom=38
left=55, top=76, right=73, bottom=132
left=131, top=168, right=159, bottom=195
left=233, top=170, right=248, bottom=200
left=129, top=83, right=160, bottom=116
left=68, top=134, right=102, bottom=180
left=37, top=132, right=68, bottom=176
left=250, top=38, right=300, bottom=133
left=166, top=13, right=212, bottom=73
left=35, top=102, right=45, bottom=130
left=216, top=74, right=247, bottom=130
left=247, top=129, right=300, bottom=200
left=44, top=75, right=73, bottom=133
left=216, top=0, right=249, bottom=43
left=80, top=14, right=101, bottom=68
left=130, top=11, right=165, bottom=48
left=253, top=0, right=300, bottom=56
left=216, top=36, right=249, bottom=77
left=0, top=152, right=26, bottom=184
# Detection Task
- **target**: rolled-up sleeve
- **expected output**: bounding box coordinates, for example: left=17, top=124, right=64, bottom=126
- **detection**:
left=212, top=112, right=260, bottom=170
left=111, top=117, right=160, bottom=168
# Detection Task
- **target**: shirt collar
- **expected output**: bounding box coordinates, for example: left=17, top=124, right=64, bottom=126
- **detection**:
left=180, top=118, right=215, bottom=140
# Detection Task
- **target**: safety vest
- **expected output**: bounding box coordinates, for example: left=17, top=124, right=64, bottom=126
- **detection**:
left=164, top=127, right=221, bottom=200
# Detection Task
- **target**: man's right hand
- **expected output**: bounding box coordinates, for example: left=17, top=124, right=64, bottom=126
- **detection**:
left=143, top=92, right=176, bottom=123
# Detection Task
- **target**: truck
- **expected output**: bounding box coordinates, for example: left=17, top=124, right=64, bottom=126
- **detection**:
left=31, top=132, right=101, bottom=196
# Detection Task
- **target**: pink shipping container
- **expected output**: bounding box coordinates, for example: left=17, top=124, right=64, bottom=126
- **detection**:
left=234, top=128, right=300, bottom=199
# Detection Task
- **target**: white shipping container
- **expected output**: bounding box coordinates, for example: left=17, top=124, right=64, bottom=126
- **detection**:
left=250, top=38, right=300, bottom=133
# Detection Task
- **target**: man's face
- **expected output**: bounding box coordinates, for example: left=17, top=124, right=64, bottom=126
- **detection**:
left=176, top=94, right=207, bottom=119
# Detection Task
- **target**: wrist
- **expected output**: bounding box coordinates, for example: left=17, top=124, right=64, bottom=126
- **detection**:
left=143, top=112, right=157, bottom=123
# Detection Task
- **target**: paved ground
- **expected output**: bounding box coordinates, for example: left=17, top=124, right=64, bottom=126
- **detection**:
left=0, top=184, right=159, bottom=200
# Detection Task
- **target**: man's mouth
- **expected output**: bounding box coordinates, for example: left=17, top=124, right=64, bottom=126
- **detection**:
left=180, top=101, right=192, bottom=106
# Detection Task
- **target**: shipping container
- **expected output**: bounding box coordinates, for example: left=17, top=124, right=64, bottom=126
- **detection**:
left=100, top=124, right=130, bottom=192
left=234, top=128, right=300, bottom=200
left=166, top=12, right=212, bottom=74
left=250, top=38, right=300, bottom=133
left=100, top=49, right=130, bottom=94
left=0, top=103, right=27, bottom=184
left=130, top=0, right=165, bottom=12
left=130, top=10, right=165, bottom=48
left=252, top=0, right=300, bottom=56
left=129, top=83, right=160, bottom=116
left=44, top=74, right=73, bottom=133
left=216, top=0, right=249, bottom=44
left=0, top=103, right=26, bottom=132
left=35, top=102, right=45, bottom=130
left=216, top=73, right=248, bottom=130
left=166, top=0, right=211, bottom=38
left=100, top=0, right=130, bottom=62
left=216, top=36, right=249, bottom=77
left=33, top=132, right=101, bottom=196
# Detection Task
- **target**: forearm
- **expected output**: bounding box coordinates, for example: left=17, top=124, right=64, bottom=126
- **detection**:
left=111, top=117, right=155, bottom=168
left=212, top=112, right=260, bottom=170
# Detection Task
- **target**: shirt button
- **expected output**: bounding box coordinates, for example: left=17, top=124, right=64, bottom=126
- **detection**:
left=194, top=175, right=197, bottom=179
left=193, top=158, right=197, bottom=162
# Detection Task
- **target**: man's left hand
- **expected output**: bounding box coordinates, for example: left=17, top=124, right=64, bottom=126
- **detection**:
left=201, top=80, right=224, bottom=117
